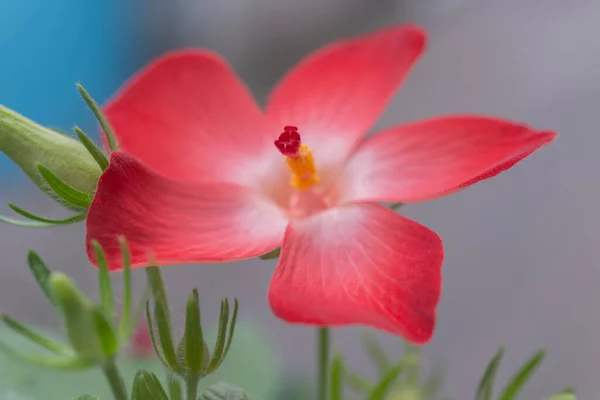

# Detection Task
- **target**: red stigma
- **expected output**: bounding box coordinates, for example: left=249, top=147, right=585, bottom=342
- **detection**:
left=274, top=126, right=301, bottom=157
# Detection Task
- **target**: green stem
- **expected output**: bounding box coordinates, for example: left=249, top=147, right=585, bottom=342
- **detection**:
left=186, top=377, right=200, bottom=400
left=103, top=359, right=129, bottom=400
left=317, top=326, right=330, bottom=400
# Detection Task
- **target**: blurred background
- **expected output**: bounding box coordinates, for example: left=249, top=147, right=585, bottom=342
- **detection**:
left=0, top=0, right=598, bottom=398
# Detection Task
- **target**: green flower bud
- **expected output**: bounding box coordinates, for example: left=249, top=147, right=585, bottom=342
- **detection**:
left=0, top=105, right=102, bottom=203
left=49, top=273, right=103, bottom=363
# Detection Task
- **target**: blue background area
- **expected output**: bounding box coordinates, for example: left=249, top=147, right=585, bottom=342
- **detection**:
left=0, top=0, right=140, bottom=178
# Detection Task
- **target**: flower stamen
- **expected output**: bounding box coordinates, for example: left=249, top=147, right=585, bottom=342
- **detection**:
left=274, top=126, right=319, bottom=190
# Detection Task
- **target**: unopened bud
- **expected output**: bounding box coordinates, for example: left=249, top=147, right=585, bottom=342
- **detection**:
left=0, top=105, right=101, bottom=204
left=49, top=273, right=102, bottom=363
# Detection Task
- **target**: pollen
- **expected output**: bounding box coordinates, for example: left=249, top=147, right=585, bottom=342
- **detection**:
left=274, top=126, right=319, bottom=190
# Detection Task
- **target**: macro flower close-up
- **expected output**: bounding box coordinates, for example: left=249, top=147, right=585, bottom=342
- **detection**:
left=85, top=24, right=556, bottom=344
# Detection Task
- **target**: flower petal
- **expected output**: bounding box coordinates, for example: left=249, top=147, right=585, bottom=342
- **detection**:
left=265, top=25, right=426, bottom=169
left=268, top=203, right=443, bottom=343
left=339, top=116, right=557, bottom=203
left=86, top=152, right=288, bottom=271
left=104, top=50, right=276, bottom=186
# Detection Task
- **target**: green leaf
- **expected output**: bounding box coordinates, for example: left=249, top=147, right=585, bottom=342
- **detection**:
left=154, top=296, right=180, bottom=371
left=185, top=288, right=205, bottom=374
left=1, top=314, right=71, bottom=355
left=72, top=395, right=100, bottom=400
left=367, top=358, right=407, bottom=400
left=362, top=332, right=391, bottom=375
left=498, top=350, right=546, bottom=400
left=207, top=299, right=230, bottom=372
left=259, top=247, right=280, bottom=260
left=77, top=84, right=119, bottom=151
left=132, top=370, right=169, bottom=400
left=476, top=347, right=505, bottom=400
left=118, top=237, right=133, bottom=341
left=330, top=355, right=344, bottom=400
left=74, top=126, right=109, bottom=171
left=92, top=241, right=115, bottom=326
left=201, top=382, right=251, bottom=400
left=26, top=250, right=55, bottom=306
left=92, top=307, right=118, bottom=358
left=7, top=202, right=85, bottom=225
left=37, top=163, right=92, bottom=210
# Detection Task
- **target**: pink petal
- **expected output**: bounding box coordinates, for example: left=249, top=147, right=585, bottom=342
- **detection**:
left=269, top=203, right=443, bottom=343
left=86, top=152, right=288, bottom=271
left=104, top=50, right=276, bottom=186
left=265, top=25, right=426, bottom=170
left=340, top=116, right=557, bottom=203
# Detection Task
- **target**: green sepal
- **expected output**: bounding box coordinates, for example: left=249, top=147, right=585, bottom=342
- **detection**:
left=49, top=273, right=100, bottom=362
left=26, top=250, right=56, bottom=306
left=367, top=358, right=407, bottom=400
left=476, top=347, right=505, bottom=400
left=167, top=372, right=183, bottom=400
left=546, top=388, right=576, bottom=400
left=74, top=126, right=109, bottom=170
left=221, top=298, right=239, bottom=366
left=0, top=314, right=71, bottom=355
left=0, top=339, right=92, bottom=370
left=207, top=299, right=229, bottom=369
left=184, top=288, right=205, bottom=374
left=145, top=300, right=169, bottom=368
left=92, top=240, right=115, bottom=326
left=200, top=382, right=251, bottom=400
left=131, top=370, right=169, bottom=400
left=118, top=237, right=134, bottom=341
left=77, top=84, right=119, bottom=151
left=47, top=126, right=70, bottom=136
left=154, top=294, right=180, bottom=372
left=259, top=247, right=280, bottom=260
left=37, top=163, right=92, bottom=210
left=330, top=355, right=344, bottom=400
left=403, top=342, right=420, bottom=387
left=498, top=350, right=546, bottom=400
left=1, top=202, right=85, bottom=226
left=389, top=203, right=402, bottom=210
left=421, top=363, right=445, bottom=399
left=91, top=307, right=118, bottom=358
left=346, top=371, right=372, bottom=393
left=362, top=332, right=391, bottom=375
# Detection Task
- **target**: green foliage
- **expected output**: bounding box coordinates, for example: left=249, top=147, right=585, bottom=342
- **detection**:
left=340, top=333, right=574, bottom=400
left=0, top=322, right=280, bottom=400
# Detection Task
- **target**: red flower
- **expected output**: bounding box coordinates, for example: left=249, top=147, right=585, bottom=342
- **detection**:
left=86, top=25, right=556, bottom=343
